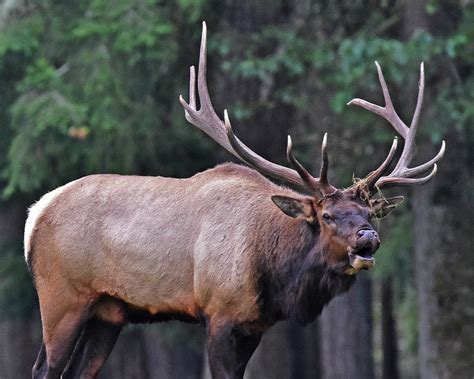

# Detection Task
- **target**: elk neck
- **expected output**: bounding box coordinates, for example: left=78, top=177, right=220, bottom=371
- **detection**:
left=254, top=212, right=356, bottom=325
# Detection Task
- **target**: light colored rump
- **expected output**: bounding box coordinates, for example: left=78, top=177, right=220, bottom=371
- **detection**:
left=24, top=179, right=81, bottom=260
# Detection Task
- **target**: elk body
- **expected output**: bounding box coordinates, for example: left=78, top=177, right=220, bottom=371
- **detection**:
left=26, top=23, right=445, bottom=379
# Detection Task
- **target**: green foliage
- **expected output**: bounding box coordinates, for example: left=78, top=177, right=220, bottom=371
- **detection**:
left=0, top=14, right=43, bottom=64
left=212, top=5, right=473, bottom=157
left=4, top=89, right=86, bottom=195
left=0, top=0, right=219, bottom=196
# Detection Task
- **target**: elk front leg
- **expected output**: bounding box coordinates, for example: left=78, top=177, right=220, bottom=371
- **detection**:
left=206, top=322, right=262, bottom=379
left=32, top=343, right=47, bottom=378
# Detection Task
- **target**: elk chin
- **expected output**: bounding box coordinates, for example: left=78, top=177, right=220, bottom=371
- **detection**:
left=346, top=251, right=375, bottom=275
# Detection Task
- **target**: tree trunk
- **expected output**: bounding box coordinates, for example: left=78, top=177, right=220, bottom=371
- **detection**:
left=381, top=277, right=399, bottom=379
left=413, top=140, right=474, bottom=378
left=413, top=182, right=439, bottom=379
left=320, top=273, right=374, bottom=379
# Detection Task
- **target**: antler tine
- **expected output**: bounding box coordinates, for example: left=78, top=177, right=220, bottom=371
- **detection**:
left=348, top=62, right=445, bottom=192
left=359, top=137, right=398, bottom=190
left=189, top=66, right=196, bottom=110
left=223, top=110, right=258, bottom=169
left=410, top=63, right=425, bottom=131
left=401, top=140, right=445, bottom=177
left=197, top=21, right=214, bottom=113
left=319, top=133, right=335, bottom=193
left=391, top=62, right=424, bottom=174
left=376, top=164, right=438, bottom=188
left=286, top=135, right=320, bottom=192
left=348, top=61, right=409, bottom=139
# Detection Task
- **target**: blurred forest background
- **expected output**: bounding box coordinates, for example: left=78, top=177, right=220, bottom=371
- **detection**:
left=0, top=0, right=473, bottom=378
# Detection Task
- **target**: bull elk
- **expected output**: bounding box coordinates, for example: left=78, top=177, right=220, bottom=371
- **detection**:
left=26, top=22, right=445, bottom=378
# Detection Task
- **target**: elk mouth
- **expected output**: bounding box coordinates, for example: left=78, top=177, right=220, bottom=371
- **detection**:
left=347, top=245, right=376, bottom=274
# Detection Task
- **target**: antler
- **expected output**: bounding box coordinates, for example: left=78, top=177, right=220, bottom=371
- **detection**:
left=179, top=22, right=335, bottom=195
left=348, top=62, right=445, bottom=191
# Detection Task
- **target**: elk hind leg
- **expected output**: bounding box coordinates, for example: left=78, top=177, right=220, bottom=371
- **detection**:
left=63, top=318, right=122, bottom=379
left=44, top=310, right=88, bottom=378
left=36, top=294, right=90, bottom=379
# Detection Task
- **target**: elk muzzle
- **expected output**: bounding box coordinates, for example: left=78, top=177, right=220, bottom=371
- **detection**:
left=348, top=229, right=380, bottom=272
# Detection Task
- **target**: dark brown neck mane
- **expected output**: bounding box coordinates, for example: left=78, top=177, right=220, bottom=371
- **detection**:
left=256, top=220, right=356, bottom=325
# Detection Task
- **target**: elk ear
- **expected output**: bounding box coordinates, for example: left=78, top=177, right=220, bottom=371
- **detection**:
left=369, top=196, right=404, bottom=218
left=271, top=195, right=316, bottom=223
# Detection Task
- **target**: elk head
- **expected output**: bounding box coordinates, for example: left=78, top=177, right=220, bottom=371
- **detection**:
left=180, top=22, right=445, bottom=275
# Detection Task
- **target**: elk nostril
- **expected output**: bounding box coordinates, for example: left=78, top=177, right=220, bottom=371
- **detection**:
left=358, top=229, right=378, bottom=240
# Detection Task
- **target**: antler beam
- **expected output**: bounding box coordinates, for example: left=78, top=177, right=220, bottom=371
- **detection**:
left=180, top=22, right=335, bottom=195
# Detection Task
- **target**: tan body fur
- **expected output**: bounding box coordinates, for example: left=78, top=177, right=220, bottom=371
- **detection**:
left=27, top=164, right=302, bottom=337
